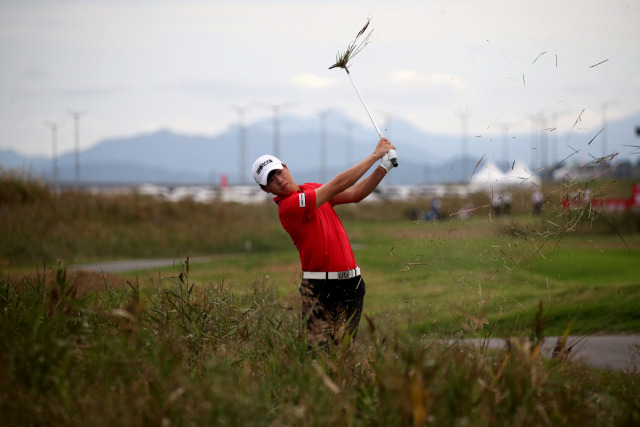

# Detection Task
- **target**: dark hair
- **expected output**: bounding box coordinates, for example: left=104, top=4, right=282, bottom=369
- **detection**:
left=260, top=164, right=286, bottom=189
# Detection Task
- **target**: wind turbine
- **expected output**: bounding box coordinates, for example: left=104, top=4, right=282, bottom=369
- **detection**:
left=43, top=120, right=63, bottom=190
left=258, top=102, right=295, bottom=159
left=67, top=109, right=86, bottom=185
left=457, top=110, right=471, bottom=182
left=231, top=104, right=255, bottom=185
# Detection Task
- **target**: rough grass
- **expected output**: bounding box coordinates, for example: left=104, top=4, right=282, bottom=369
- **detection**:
left=0, top=172, right=288, bottom=266
left=1, top=173, right=640, bottom=424
left=0, top=268, right=638, bottom=426
left=3, top=172, right=638, bottom=338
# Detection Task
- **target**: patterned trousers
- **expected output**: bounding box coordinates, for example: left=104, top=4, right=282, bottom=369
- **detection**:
left=299, top=275, right=366, bottom=348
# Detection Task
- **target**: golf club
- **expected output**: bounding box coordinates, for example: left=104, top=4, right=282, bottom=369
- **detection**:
left=329, top=19, right=398, bottom=167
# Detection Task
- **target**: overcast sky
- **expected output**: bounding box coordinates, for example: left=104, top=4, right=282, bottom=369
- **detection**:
left=1, top=0, right=638, bottom=158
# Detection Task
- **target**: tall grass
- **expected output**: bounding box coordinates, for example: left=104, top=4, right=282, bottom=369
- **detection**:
left=1, top=265, right=638, bottom=426
left=0, top=172, right=288, bottom=266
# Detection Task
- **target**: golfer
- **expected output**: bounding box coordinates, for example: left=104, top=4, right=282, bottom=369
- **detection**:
left=252, top=137, right=397, bottom=348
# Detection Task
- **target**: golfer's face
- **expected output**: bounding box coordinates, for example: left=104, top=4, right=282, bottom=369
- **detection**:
left=265, top=166, right=295, bottom=195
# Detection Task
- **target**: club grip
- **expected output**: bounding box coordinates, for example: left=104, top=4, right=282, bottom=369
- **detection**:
left=387, top=149, right=398, bottom=167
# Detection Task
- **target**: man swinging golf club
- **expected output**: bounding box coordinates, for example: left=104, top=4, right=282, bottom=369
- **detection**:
left=252, top=138, right=397, bottom=348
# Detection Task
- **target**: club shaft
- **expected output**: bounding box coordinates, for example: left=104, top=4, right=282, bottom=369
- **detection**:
left=345, top=69, right=397, bottom=167
left=346, top=69, right=383, bottom=139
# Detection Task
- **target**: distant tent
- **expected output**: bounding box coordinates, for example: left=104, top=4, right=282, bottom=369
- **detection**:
left=469, top=160, right=507, bottom=191
left=503, top=159, right=540, bottom=188
left=469, top=159, right=539, bottom=192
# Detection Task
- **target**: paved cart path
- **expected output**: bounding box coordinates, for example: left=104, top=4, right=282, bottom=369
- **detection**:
left=458, top=336, right=640, bottom=373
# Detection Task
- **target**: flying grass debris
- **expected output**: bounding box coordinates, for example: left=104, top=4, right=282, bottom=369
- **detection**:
left=587, top=128, right=605, bottom=145
left=566, top=109, right=586, bottom=142
left=589, top=59, right=609, bottom=68
left=553, top=145, right=580, bottom=173
left=470, top=154, right=485, bottom=179
left=531, top=51, right=547, bottom=64
left=499, top=249, right=517, bottom=263
left=449, top=204, right=490, bottom=218
left=589, top=152, right=618, bottom=166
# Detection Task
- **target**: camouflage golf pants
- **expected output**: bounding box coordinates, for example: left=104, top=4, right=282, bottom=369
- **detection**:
left=299, top=276, right=366, bottom=348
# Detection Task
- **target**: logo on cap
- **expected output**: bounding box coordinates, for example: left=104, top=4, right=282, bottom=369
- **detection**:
left=256, top=159, right=273, bottom=175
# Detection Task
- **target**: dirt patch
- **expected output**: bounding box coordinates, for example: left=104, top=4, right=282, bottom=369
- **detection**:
left=68, top=269, right=130, bottom=293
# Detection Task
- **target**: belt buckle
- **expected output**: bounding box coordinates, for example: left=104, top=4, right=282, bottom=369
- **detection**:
left=337, top=269, right=353, bottom=280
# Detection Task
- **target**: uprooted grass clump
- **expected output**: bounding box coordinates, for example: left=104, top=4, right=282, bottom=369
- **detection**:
left=329, top=18, right=374, bottom=71
left=1, top=263, right=638, bottom=426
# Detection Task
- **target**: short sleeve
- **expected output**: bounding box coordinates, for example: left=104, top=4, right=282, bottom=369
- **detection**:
left=279, top=189, right=316, bottom=229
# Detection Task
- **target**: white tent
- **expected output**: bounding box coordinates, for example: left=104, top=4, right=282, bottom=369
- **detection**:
left=469, top=160, right=507, bottom=191
left=469, top=159, right=540, bottom=192
left=503, top=159, right=541, bottom=188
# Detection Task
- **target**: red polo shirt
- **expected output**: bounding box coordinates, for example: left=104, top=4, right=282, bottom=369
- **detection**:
left=274, top=182, right=357, bottom=272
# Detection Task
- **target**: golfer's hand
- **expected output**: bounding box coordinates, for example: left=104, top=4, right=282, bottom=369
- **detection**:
left=379, top=151, right=396, bottom=172
left=374, top=138, right=395, bottom=159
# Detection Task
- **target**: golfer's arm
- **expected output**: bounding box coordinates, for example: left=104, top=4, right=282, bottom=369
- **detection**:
left=315, top=153, right=381, bottom=208
left=331, top=165, right=387, bottom=205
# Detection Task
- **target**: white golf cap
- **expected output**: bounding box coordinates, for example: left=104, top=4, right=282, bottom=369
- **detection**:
left=252, top=154, right=283, bottom=186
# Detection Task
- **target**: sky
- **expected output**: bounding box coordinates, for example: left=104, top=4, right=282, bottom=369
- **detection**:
left=1, top=0, right=639, bottom=160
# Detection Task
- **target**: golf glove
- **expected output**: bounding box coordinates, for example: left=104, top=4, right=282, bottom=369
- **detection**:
left=379, top=149, right=398, bottom=172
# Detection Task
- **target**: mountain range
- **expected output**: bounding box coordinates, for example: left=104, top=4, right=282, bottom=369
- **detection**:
left=2, top=109, right=639, bottom=186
